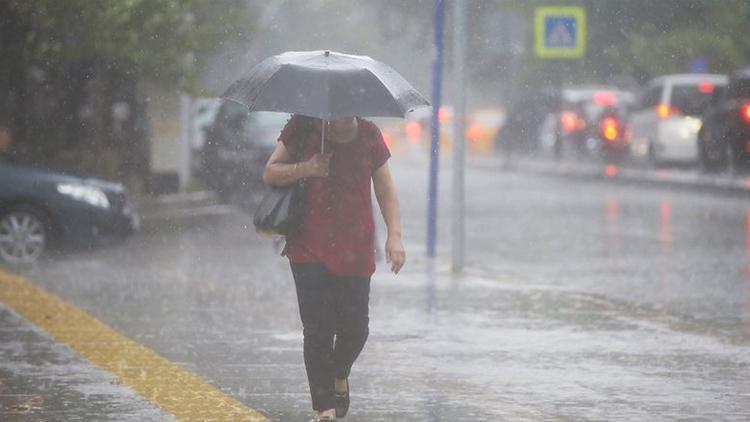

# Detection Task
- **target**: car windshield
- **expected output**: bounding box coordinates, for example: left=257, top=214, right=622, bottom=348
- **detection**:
left=670, top=84, right=717, bottom=116
left=246, top=112, right=291, bottom=131
left=215, top=103, right=290, bottom=147
left=561, top=93, right=630, bottom=122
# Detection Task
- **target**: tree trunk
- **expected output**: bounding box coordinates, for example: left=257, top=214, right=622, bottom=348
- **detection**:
left=90, top=61, right=115, bottom=178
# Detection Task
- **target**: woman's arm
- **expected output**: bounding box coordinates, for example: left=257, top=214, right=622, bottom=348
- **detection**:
left=263, top=142, right=331, bottom=187
left=373, top=162, right=405, bottom=274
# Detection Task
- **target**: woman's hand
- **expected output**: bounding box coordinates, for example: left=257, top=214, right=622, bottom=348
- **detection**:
left=385, top=235, right=405, bottom=274
left=305, top=153, right=333, bottom=177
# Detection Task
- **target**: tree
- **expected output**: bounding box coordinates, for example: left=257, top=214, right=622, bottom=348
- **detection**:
left=0, top=0, right=251, bottom=188
left=596, top=0, right=749, bottom=82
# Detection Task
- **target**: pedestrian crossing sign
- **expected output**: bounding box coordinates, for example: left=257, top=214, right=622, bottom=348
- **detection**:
left=534, top=6, right=586, bottom=59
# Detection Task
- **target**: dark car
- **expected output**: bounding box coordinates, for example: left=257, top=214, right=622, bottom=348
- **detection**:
left=698, top=69, right=750, bottom=171
left=553, top=86, right=634, bottom=162
left=0, top=163, right=139, bottom=264
left=499, top=87, right=559, bottom=154
left=201, top=101, right=290, bottom=204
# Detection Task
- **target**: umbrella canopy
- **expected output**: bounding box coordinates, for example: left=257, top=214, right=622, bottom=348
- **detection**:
left=222, top=50, right=430, bottom=120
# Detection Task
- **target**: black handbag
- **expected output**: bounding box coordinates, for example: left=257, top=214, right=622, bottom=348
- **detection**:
left=253, top=181, right=306, bottom=237
left=253, top=117, right=313, bottom=237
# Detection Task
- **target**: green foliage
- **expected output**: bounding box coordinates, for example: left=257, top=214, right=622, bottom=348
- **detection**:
left=7, top=0, right=250, bottom=90
left=0, top=0, right=251, bottom=184
left=599, top=0, right=750, bottom=80
left=606, top=29, right=745, bottom=79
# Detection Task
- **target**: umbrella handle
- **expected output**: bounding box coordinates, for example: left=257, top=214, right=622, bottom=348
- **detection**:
left=321, top=120, right=326, bottom=154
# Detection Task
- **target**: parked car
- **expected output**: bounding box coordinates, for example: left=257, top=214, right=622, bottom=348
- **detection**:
left=201, top=101, right=290, bottom=203
left=403, top=106, right=506, bottom=155
left=536, top=112, right=558, bottom=152
left=405, top=105, right=454, bottom=153
left=466, top=107, right=506, bottom=154
left=697, top=68, right=750, bottom=171
left=190, top=97, right=222, bottom=178
left=629, top=74, right=728, bottom=165
left=552, top=86, right=635, bottom=161
left=0, top=163, right=139, bottom=264
left=500, top=87, right=559, bottom=154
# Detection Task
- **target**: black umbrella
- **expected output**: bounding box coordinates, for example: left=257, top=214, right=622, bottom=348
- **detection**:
left=222, top=50, right=430, bottom=152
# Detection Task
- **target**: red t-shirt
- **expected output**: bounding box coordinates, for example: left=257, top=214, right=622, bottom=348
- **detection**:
left=280, top=115, right=391, bottom=278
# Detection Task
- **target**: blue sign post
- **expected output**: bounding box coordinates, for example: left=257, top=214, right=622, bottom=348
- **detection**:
left=427, top=0, right=445, bottom=258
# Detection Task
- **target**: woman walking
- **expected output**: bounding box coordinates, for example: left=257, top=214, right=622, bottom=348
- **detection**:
left=263, top=115, right=405, bottom=421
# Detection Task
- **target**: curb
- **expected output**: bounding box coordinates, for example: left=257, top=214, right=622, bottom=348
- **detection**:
left=137, top=190, right=219, bottom=208
left=133, top=190, right=242, bottom=223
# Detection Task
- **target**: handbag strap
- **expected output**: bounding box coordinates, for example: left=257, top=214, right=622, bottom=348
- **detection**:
left=291, top=116, right=316, bottom=188
left=293, top=116, right=316, bottom=162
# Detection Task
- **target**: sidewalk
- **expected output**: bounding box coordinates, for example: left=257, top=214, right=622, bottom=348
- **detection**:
left=3, top=258, right=749, bottom=421
left=0, top=302, right=170, bottom=421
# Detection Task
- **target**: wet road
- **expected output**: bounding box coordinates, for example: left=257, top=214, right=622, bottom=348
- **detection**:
left=9, top=154, right=750, bottom=420
left=399, top=154, right=750, bottom=339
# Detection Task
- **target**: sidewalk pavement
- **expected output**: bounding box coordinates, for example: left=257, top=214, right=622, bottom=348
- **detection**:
left=0, top=301, right=171, bottom=421
left=2, top=256, right=749, bottom=421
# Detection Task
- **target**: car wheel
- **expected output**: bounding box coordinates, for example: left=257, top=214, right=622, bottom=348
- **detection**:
left=648, top=141, right=660, bottom=167
left=0, top=206, right=49, bottom=265
left=698, top=129, right=727, bottom=172
left=727, top=142, right=741, bottom=175
left=553, top=136, right=563, bottom=160
left=605, top=149, right=628, bottom=165
left=699, top=142, right=718, bottom=172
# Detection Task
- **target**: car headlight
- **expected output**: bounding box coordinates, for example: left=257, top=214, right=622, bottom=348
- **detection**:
left=56, top=184, right=110, bottom=209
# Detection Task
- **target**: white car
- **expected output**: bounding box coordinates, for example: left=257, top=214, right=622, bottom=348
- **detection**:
left=629, top=74, right=728, bottom=164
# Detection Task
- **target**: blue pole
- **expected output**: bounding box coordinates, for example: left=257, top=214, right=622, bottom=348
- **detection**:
left=427, top=0, right=444, bottom=258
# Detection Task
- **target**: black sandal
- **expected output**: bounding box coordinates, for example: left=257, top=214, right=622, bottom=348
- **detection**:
left=335, top=378, right=350, bottom=418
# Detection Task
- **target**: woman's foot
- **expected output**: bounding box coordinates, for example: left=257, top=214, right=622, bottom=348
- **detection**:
left=334, top=377, right=349, bottom=418
left=315, top=408, right=336, bottom=421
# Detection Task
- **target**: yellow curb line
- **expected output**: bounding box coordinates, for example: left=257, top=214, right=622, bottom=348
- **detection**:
left=0, top=267, right=267, bottom=421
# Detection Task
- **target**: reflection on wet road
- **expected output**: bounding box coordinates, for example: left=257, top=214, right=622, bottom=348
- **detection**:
left=398, top=156, right=750, bottom=340
left=746, top=209, right=750, bottom=337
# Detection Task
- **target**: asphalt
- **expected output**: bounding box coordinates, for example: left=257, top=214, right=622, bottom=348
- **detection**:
left=1, top=154, right=749, bottom=421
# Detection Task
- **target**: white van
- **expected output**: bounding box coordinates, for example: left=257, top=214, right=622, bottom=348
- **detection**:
left=629, top=74, right=728, bottom=164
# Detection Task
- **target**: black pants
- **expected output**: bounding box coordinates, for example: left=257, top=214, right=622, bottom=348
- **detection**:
left=290, top=262, right=371, bottom=412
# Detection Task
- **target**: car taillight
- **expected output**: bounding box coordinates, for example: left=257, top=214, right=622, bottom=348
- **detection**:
left=438, top=108, right=452, bottom=124
left=600, top=116, right=619, bottom=142
left=698, top=82, right=715, bottom=94
left=382, top=131, right=393, bottom=148
left=466, top=123, right=485, bottom=143
left=624, top=124, right=633, bottom=143
left=741, top=103, right=750, bottom=124
left=594, top=91, right=617, bottom=107
left=405, top=121, right=421, bottom=143
left=560, top=111, right=579, bottom=133
left=657, top=103, right=680, bottom=120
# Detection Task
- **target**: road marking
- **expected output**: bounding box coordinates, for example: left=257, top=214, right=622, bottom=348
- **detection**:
left=0, top=267, right=267, bottom=421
